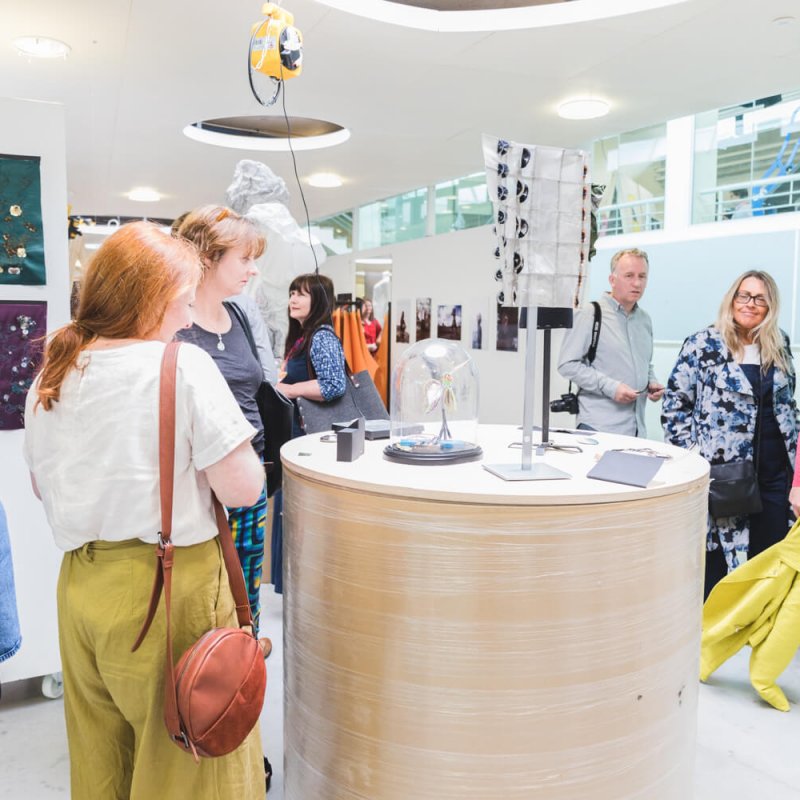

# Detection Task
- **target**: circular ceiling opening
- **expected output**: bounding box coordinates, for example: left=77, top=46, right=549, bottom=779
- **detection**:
left=183, top=116, right=351, bottom=152
left=397, top=2, right=570, bottom=8
left=314, top=0, right=691, bottom=31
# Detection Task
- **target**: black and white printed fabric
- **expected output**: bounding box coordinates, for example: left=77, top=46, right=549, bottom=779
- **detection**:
left=483, top=135, right=591, bottom=309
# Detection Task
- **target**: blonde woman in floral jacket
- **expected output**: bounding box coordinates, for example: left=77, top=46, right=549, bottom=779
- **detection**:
left=662, top=270, right=799, bottom=598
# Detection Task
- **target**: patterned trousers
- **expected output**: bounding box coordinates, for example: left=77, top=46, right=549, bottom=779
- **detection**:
left=227, top=481, right=267, bottom=633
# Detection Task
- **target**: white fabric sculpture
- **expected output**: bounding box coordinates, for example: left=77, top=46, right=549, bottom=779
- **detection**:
left=225, top=159, right=326, bottom=356
left=483, top=135, right=591, bottom=310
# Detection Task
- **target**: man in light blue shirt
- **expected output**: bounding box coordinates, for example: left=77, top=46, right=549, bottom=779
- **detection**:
left=557, top=248, right=664, bottom=437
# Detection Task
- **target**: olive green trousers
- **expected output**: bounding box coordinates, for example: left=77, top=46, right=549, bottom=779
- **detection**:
left=57, top=537, right=264, bottom=799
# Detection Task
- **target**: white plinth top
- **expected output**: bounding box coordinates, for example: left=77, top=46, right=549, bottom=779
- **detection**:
left=281, top=424, right=709, bottom=506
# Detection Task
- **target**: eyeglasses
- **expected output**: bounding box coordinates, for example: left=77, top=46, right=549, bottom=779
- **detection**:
left=734, top=291, right=768, bottom=308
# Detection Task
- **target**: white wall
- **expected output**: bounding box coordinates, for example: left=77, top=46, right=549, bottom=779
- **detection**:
left=324, top=226, right=569, bottom=426
left=0, top=97, right=70, bottom=683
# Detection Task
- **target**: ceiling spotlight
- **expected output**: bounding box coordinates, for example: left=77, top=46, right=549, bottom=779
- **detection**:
left=13, top=36, right=71, bottom=59
left=126, top=187, right=161, bottom=202
left=557, top=98, right=610, bottom=120
left=307, top=172, right=343, bottom=188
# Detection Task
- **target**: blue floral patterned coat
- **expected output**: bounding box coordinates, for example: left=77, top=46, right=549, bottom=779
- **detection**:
left=661, top=326, right=799, bottom=570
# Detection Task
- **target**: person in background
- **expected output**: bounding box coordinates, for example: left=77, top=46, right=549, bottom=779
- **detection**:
left=174, top=205, right=272, bottom=636
left=662, top=270, right=798, bottom=598
left=557, top=248, right=664, bottom=436
left=361, top=297, right=382, bottom=354
left=23, top=222, right=266, bottom=798
left=276, top=273, right=347, bottom=421
left=271, top=273, right=347, bottom=594
left=0, top=498, right=22, bottom=673
left=171, top=211, right=276, bottom=385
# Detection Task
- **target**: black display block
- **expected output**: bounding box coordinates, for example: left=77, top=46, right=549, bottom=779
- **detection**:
left=519, top=307, right=573, bottom=330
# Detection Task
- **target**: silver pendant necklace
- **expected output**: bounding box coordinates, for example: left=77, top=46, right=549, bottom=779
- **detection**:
left=216, top=333, right=225, bottom=351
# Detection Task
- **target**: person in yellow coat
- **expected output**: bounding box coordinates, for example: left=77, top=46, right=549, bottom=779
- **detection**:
left=701, top=517, right=800, bottom=711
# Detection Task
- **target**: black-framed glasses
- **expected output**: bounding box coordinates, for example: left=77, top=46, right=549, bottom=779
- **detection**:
left=734, top=291, right=768, bottom=308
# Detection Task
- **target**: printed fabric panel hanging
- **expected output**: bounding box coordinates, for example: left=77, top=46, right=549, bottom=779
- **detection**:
left=483, top=135, right=591, bottom=309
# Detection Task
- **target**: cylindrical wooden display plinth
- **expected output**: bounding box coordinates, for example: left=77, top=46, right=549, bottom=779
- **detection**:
left=282, top=426, right=708, bottom=799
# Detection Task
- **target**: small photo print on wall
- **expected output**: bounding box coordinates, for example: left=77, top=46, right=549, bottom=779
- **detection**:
left=469, top=306, right=485, bottom=350
left=0, top=300, right=47, bottom=429
left=416, top=297, right=431, bottom=341
left=394, top=299, right=411, bottom=344
left=0, top=154, right=46, bottom=285
left=437, top=304, right=462, bottom=341
left=496, top=305, right=519, bottom=352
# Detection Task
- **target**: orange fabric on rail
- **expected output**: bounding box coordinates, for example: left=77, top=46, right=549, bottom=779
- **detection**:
left=332, top=309, right=354, bottom=366
left=331, top=307, right=377, bottom=380
left=373, top=314, right=389, bottom=406
left=348, top=309, right=378, bottom=379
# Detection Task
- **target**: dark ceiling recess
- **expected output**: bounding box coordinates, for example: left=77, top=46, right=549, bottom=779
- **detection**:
left=193, top=117, right=344, bottom=140
left=396, top=1, right=571, bottom=10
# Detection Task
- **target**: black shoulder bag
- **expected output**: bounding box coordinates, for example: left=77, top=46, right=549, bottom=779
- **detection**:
left=707, top=369, right=762, bottom=519
left=225, top=301, right=293, bottom=498
left=550, top=301, right=601, bottom=415
left=295, top=327, right=389, bottom=435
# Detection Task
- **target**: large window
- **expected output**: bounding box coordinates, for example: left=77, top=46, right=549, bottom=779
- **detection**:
left=434, top=172, right=492, bottom=234
left=693, top=90, right=800, bottom=223
left=592, top=124, right=667, bottom=237
left=309, top=211, right=353, bottom=255
left=357, top=188, right=428, bottom=250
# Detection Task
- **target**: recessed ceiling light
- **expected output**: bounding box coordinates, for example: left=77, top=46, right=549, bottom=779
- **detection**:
left=772, top=16, right=795, bottom=26
left=355, top=257, right=392, bottom=265
left=126, top=187, right=162, bottom=202
left=313, top=0, right=691, bottom=32
left=557, top=98, right=610, bottom=120
left=307, top=172, right=343, bottom=188
left=13, top=36, right=71, bottom=59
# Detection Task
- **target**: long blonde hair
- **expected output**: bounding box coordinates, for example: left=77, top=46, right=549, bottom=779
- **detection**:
left=35, top=223, right=201, bottom=410
left=716, top=270, right=789, bottom=373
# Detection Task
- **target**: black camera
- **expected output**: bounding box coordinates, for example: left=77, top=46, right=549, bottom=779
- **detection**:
left=550, top=392, right=579, bottom=415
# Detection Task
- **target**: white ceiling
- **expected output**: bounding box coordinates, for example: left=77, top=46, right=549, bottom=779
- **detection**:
left=1, top=0, right=799, bottom=226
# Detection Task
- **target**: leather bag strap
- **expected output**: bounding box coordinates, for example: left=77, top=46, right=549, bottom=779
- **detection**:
left=132, top=342, right=256, bottom=751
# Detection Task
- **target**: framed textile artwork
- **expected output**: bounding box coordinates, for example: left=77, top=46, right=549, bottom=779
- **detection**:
left=0, top=154, right=46, bottom=286
left=0, top=301, right=47, bottom=430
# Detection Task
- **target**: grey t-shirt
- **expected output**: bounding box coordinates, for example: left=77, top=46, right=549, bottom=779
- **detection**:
left=177, top=308, right=264, bottom=454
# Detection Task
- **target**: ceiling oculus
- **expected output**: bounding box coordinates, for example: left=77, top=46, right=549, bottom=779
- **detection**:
left=13, top=36, right=71, bottom=59
left=313, top=0, right=691, bottom=31
left=183, top=116, right=350, bottom=152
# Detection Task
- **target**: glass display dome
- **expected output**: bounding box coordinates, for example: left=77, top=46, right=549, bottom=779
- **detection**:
left=384, top=338, right=482, bottom=465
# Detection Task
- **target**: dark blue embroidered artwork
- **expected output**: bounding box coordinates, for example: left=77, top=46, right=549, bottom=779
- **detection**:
left=0, top=301, right=47, bottom=429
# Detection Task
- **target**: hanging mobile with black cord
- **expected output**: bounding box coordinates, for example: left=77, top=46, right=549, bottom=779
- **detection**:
left=246, top=2, right=321, bottom=280
left=248, top=3, right=304, bottom=108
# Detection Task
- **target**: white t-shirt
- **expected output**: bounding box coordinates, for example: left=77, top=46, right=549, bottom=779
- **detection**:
left=24, top=341, right=256, bottom=551
left=741, top=343, right=761, bottom=365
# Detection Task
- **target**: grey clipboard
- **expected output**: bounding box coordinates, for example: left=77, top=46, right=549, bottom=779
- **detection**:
left=586, top=450, right=664, bottom=488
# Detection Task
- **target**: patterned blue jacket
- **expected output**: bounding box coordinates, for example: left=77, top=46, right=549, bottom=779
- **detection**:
left=661, top=326, right=799, bottom=569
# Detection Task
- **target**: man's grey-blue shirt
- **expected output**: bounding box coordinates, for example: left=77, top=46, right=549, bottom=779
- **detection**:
left=557, top=292, right=656, bottom=437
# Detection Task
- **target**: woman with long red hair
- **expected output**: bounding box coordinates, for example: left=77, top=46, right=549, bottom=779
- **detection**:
left=24, top=222, right=267, bottom=798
